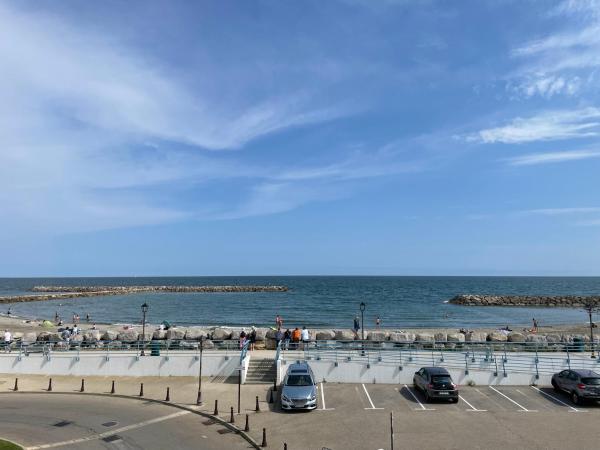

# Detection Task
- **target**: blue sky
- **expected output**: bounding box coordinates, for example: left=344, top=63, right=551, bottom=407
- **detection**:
left=1, top=0, right=600, bottom=276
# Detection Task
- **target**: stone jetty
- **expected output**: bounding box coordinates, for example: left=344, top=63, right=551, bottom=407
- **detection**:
left=0, top=285, right=288, bottom=304
left=449, top=294, right=600, bottom=308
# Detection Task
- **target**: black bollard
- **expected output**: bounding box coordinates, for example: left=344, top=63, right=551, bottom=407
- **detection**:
left=273, top=378, right=277, bottom=392
left=110, top=380, right=115, bottom=394
left=213, top=399, right=219, bottom=416
left=80, top=379, right=85, bottom=393
left=284, top=444, right=288, bottom=450
left=261, top=428, right=267, bottom=447
left=255, top=395, right=260, bottom=412
left=13, top=377, right=18, bottom=392
left=47, top=378, right=53, bottom=392
left=139, top=383, right=144, bottom=397
left=165, top=387, right=170, bottom=402
left=230, top=406, right=235, bottom=424
left=268, top=388, right=274, bottom=404
left=244, top=414, right=250, bottom=432
left=196, top=390, right=202, bottom=405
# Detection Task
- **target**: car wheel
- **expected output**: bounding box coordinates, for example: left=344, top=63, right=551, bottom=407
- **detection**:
left=452, top=397, right=459, bottom=404
left=424, top=391, right=430, bottom=403
left=571, top=392, right=580, bottom=405
left=551, top=380, right=560, bottom=392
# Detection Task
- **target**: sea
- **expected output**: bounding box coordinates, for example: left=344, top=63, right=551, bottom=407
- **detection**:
left=0, top=276, right=598, bottom=329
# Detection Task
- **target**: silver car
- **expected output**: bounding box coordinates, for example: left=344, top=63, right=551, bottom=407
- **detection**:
left=280, top=362, right=318, bottom=411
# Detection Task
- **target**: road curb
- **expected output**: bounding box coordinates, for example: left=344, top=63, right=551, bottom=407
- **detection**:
left=0, top=390, right=261, bottom=449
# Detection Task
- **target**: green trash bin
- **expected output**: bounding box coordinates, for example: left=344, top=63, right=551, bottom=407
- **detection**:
left=572, top=337, right=584, bottom=352
left=150, top=340, right=161, bottom=356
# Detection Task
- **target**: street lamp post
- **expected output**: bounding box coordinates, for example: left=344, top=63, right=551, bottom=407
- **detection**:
left=140, top=303, right=149, bottom=356
left=587, top=306, right=596, bottom=359
left=360, top=302, right=366, bottom=341
left=197, top=336, right=204, bottom=405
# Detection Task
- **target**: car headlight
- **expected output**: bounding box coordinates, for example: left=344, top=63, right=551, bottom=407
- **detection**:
left=309, top=394, right=316, bottom=400
left=282, top=394, right=290, bottom=402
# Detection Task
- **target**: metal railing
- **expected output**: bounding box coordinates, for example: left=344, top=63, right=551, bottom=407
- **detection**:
left=3, top=338, right=244, bottom=360
left=281, top=340, right=599, bottom=377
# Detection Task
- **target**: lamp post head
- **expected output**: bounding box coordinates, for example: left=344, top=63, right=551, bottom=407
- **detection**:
left=141, top=303, right=149, bottom=314
left=360, top=302, right=366, bottom=312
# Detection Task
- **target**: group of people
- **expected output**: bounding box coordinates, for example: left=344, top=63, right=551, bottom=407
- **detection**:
left=53, top=311, right=92, bottom=327
left=239, top=327, right=258, bottom=350
left=273, top=315, right=310, bottom=349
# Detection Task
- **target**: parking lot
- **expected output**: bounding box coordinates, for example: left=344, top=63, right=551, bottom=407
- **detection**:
left=248, top=382, right=600, bottom=450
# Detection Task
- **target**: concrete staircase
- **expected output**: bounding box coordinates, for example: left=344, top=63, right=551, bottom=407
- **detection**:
left=245, top=357, right=276, bottom=384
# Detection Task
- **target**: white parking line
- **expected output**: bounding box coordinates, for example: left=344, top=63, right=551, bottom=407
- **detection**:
left=26, top=411, right=190, bottom=449
left=489, top=386, right=536, bottom=412
left=530, top=386, right=586, bottom=413
left=317, top=382, right=335, bottom=411
left=459, top=394, right=487, bottom=412
left=361, top=384, right=384, bottom=410
left=403, top=384, right=435, bottom=411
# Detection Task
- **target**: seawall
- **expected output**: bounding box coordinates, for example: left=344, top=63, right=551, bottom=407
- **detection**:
left=449, top=294, right=600, bottom=308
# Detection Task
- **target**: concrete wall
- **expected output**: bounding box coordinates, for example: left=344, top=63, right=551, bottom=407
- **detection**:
left=0, top=351, right=239, bottom=378
left=278, top=352, right=590, bottom=386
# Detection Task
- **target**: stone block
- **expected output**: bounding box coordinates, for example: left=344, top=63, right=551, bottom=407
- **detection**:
left=316, top=330, right=336, bottom=340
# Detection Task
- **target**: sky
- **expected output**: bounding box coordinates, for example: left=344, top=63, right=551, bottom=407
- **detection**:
left=1, top=0, right=600, bottom=277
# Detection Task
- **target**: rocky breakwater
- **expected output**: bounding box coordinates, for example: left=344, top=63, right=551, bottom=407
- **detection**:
left=0, top=285, right=288, bottom=304
left=32, top=285, right=289, bottom=293
left=449, top=294, right=600, bottom=308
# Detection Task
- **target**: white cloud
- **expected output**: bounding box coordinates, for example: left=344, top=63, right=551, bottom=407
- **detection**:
left=524, top=207, right=600, bottom=215
left=0, top=4, right=357, bottom=234
left=511, top=75, right=581, bottom=98
left=504, top=150, right=600, bottom=166
left=468, top=108, right=600, bottom=144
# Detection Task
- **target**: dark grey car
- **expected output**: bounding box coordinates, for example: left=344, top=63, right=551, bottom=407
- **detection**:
left=280, top=362, right=317, bottom=411
left=551, top=369, right=600, bottom=405
left=413, top=367, right=459, bottom=403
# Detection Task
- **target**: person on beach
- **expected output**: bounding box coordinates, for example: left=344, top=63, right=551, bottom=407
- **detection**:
left=532, top=318, right=538, bottom=333
left=73, top=324, right=79, bottom=335
left=54, top=311, right=59, bottom=323
left=91, top=323, right=97, bottom=330
left=353, top=315, right=360, bottom=337
left=6, top=307, right=11, bottom=317
left=275, top=328, right=284, bottom=347
left=283, top=329, right=291, bottom=350
left=292, top=327, right=301, bottom=349
left=301, top=326, right=310, bottom=349
left=86, top=313, right=90, bottom=323
left=249, top=327, right=257, bottom=351
left=276, top=315, right=283, bottom=329
left=375, top=316, right=381, bottom=328
left=3, top=330, right=12, bottom=353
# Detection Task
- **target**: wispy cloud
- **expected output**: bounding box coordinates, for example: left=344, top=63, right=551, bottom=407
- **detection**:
left=523, top=207, right=600, bottom=215
left=467, top=108, right=600, bottom=144
left=504, top=150, right=600, bottom=166
left=0, top=4, right=360, bottom=234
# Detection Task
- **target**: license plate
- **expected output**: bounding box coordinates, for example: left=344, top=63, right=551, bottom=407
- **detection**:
left=438, top=391, right=449, bottom=395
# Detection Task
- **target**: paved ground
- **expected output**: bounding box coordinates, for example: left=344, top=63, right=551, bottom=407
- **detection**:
left=1, top=375, right=600, bottom=449
left=0, top=393, right=253, bottom=450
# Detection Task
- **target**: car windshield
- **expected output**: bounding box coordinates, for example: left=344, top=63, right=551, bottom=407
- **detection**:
left=286, top=374, right=313, bottom=386
left=581, top=377, right=600, bottom=385
left=432, top=375, right=452, bottom=383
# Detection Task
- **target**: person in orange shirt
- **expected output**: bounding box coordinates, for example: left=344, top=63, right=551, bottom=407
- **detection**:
left=292, top=327, right=301, bottom=349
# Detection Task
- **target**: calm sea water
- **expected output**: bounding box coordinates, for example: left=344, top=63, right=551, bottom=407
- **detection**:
left=0, top=276, right=598, bottom=329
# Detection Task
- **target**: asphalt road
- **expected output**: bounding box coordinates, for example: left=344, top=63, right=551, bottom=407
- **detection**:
left=0, top=394, right=252, bottom=450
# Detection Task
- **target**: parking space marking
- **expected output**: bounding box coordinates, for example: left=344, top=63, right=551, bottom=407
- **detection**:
left=361, top=384, right=384, bottom=410
left=402, top=385, right=435, bottom=411
left=459, top=394, right=487, bottom=412
left=489, top=386, right=537, bottom=412
left=530, top=386, right=585, bottom=413
left=317, top=382, right=335, bottom=411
